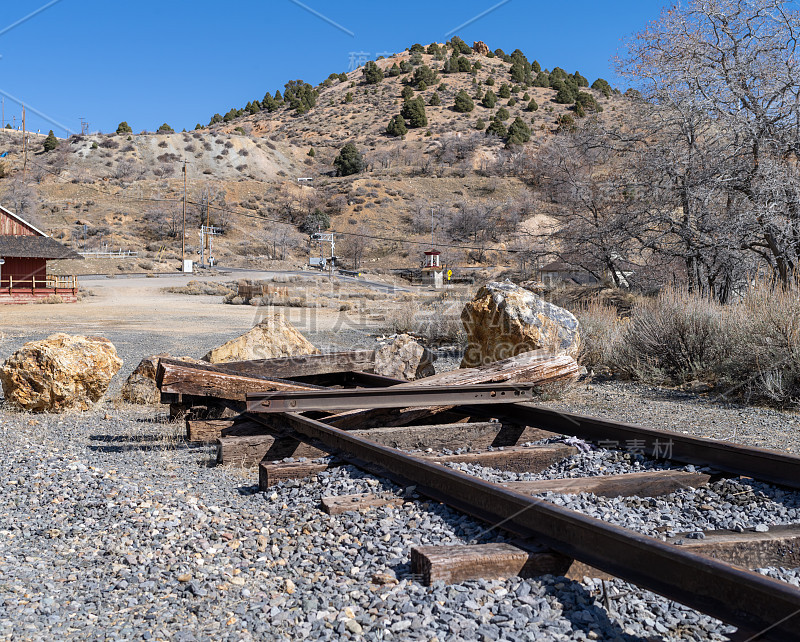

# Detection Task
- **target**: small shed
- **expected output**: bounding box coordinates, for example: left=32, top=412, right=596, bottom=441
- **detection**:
left=0, top=204, right=82, bottom=304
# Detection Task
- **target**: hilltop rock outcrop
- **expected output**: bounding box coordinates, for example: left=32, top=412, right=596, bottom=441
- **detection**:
left=0, top=333, right=122, bottom=412
left=460, top=281, right=580, bottom=367
left=473, top=41, right=491, bottom=56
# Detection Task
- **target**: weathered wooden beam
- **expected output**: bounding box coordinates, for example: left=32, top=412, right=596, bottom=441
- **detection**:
left=424, top=444, right=577, bottom=473
left=668, top=524, right=800, bottom=569
left=412, top=525, right=800, bottom=587
left=186, top=417, right=269, bottom=443
left=411, top=543, right=573, bottom=585
left=400, top=351, right=580, bottom=388
left=503, top=470, right=711, bottom=498
left=321, top=352, right=578, bottom=431
left=320, top=493, right=404, bottom=515
left=217, top=421, right=558, bottom=467
left=214, top=351, right=376, bottom=379
left=325, top=406, right=465, bottom=430
left=260, top=460, right=334, bottom=487
left=258, top=444, right=576, bottom=488
left=157, top=358, right=319, bottom=402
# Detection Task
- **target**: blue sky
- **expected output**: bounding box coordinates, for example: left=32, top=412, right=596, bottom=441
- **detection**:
left=0, top=0, right=668, bottom=136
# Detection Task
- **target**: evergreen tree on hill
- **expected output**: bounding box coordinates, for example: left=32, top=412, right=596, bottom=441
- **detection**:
left=362, top=60, right=383, bottom=84
left=454, top=90, right=475, bottom=113
left=43, top=130, right=58, bottom=152
left=401, top=97, right=428, bottom=128
left=333, top=143, right=364, bottom=176
left=116, top=121, right=132, bottom=135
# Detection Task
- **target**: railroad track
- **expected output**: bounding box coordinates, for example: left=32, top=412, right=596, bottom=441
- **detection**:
left=157, top=351, right=800, bottom=641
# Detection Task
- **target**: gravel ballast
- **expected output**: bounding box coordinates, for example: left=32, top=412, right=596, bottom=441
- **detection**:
left=1, top=320, right=799, bottom=640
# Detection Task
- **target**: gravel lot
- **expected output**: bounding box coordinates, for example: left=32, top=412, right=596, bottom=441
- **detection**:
left=1, top=281, right=799, bottom=640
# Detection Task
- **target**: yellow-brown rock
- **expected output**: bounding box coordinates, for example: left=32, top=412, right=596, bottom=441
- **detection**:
left=202, top=314, right=319, bottom=364
left=121, top=353, right=201, bottom=404
left=0, top=333, right=123, bottom=412
left=473, top=40, right=491, bottom=56
left=461, top=281, right=581, bottom=368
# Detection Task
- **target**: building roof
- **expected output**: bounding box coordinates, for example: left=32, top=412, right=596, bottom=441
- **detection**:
left=0, top=204, right=49, bottom=237
left=0, top=235, right=83, bottom=260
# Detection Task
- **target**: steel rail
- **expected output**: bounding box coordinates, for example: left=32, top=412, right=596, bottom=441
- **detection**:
left=487, top=403, right=800, bottom=491
left=276, top=412, right=800, bottom=640
left=246, top=384, right=535, bottom=413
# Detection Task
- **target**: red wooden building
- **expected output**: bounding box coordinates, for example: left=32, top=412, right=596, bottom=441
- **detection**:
left=0, top=204, right=82, bottom=304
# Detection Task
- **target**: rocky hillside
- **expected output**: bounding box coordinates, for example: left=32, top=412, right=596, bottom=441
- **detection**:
left=0, top=38, right=627, bottom=274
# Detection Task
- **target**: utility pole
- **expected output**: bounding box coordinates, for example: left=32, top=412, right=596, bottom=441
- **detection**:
left=21, top=108, right=26, bottom=177
left=182, top=159, right=188, bottom=267
left=79, top=118, right=89, bottom=136
left=1, top=98, right=4, bottom=129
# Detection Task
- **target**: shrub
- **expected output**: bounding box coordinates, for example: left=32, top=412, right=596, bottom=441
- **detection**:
left=485, top=77, right=495, bottom=86
left=401, top=85, right=415, bottom=100
left=116, top=121, right=133, bottom=134
left=475, top=117, right=485, bottom=130
left=527, top=98, right=539, bottom=112
left=333, top=142, right=364, bottom=176
left=345, top=92, right=353, bottom=103
left=486, top=119, right=507, bottom=138
left=592, top=78, right=612, bottom=98
left=401, top=97, right=428, bottom=128
left=506, top=116, right=531, bottom=144
left=481, top=90, right=497, bottom=108
left=495, top=107, right=510, bottom=121
left=428, top=92, right=441, bottom=106
left=362, top=60, right=383, bottom=84
left=386, top=114, right=408, bottom=137
left=157, top=123, right=174, bottom=134
left=498, top=83, right=511, bottom=99
left=413, top=65, right=436, bottom=87
left=307, top=147, right=315, bottom=157
left=453, top=90, right=474, bottom=113
left=301, top=208, right=330, bottom=233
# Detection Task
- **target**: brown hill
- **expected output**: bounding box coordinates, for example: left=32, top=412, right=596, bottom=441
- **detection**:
left=0, top=40, right=626, bottom=275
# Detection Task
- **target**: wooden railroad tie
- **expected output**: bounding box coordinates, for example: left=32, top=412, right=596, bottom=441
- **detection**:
left=258, top=444, right=578, bottom=489
left=411, top=524, right=800, bottom=586
left=213, top=421, right=558, bottom=466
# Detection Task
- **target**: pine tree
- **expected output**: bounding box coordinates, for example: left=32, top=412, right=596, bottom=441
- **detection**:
left=555, top=85, right=577, bottom=104
left=453, top=90, right=474, bottom=113
left=574, top=71, right=589, bottom=87
left=401, top=85, right=415, bottom=100
left=345, top=92, right=353, bottom=103
left=533, top=72, right=549, bottom=87
left=116, top=121, right=132, bottom=135
left=475, top=117, right=486, bottom=130
left=485, top=77, right=495, bottom=86
left=507, top=116, right=531, bottom=144
left=157, top=123, right=174, bottom=134
left=333, top=143, right=364, bottom=176
left=386, top=114, right=408, bottom=137
left=401, top=97, right=428, bottom=128
left=481, top=90, right=497, bottom=108
left=498, top=83, right=511, bottom=99
left=486, top=119, right=507, bottom=138
left=388, top=63, right=402, bottom=77
left=308, top=147, right=316, bottom=157
left=413, top=65, right=436, bottom=87
left=496, top=107, right=510, bottom=121
left=591, top=78, right=612, bottom=98
left=527, top=98, right=539, bottom=112
left=43, top=130, right=58, bottom=152
left=362, top=60, right=383, bottom=84
left=429, top=92, right=441, bottom=106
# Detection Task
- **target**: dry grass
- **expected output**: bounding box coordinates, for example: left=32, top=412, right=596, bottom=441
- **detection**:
left=577, top=285, right=800, bottom=406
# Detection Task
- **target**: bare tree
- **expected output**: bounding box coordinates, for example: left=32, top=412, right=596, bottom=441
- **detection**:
left=620, top=0, right=800, bottom=287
